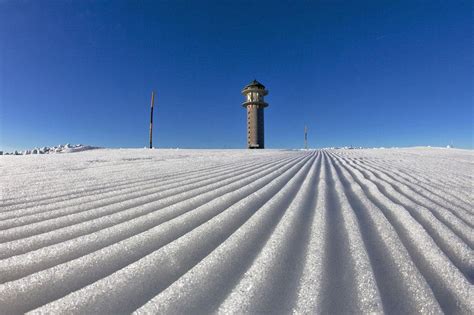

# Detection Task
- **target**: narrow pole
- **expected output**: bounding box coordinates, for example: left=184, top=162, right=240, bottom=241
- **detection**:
left=149, top=91, right=155, bottom=149
left=304, top=125, right=308, bottom=149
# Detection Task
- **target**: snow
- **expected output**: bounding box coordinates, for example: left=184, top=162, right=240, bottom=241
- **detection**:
left=1, top=144, right=97, bottom=155
left=0, top=148, right=472, bottom=314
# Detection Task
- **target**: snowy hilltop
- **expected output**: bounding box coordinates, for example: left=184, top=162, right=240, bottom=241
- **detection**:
left=1, top=144, right=97, bottom=155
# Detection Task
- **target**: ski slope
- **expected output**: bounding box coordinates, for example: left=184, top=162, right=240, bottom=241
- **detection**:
left=0, top=148, right=472, bottom=314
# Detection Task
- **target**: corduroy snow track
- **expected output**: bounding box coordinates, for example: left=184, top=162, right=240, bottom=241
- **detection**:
left=0, top=148, right=472, bottom=314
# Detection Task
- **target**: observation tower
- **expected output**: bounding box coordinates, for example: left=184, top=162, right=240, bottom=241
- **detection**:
left=242, top=80, right=269, bottom=149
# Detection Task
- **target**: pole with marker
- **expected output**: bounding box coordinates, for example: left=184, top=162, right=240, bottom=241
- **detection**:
left=149, top=91, right=155, bottom=149
left=304, top=125, right=308, bottom=150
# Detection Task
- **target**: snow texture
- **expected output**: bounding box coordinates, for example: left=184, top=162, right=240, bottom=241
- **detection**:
left=2, top=144, right=97, bottom=155
left=0, top=148, right=472, bottom=314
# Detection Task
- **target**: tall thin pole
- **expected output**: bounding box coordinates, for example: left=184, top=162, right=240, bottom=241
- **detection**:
left=149, top=91, right=155, bottom=149
left=304, top=125, right=308, bottom=150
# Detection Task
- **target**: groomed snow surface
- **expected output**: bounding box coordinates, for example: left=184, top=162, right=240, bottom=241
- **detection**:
left=0, top=148, right=472, bottom=314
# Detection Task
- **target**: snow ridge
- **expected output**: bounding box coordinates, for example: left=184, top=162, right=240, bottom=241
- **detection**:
left=0, top=148, right=472, bottom=314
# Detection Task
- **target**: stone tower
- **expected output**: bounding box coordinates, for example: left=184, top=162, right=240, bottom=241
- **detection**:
left=242, top=80, right=269, bottom=149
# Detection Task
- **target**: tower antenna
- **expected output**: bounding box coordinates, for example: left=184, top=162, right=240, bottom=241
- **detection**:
left=149, top=91, right=155, bottom=149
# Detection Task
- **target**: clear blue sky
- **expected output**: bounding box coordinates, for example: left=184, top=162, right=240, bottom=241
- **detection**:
left=1, top=0, right=472, bottom=150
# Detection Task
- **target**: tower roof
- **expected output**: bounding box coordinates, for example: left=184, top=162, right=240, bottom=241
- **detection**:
left=244, top=79, right=265, bottom=90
